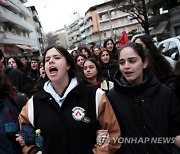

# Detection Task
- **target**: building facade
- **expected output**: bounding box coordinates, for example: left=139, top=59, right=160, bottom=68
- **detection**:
left=149, top=0, right=180, bottom=40
left=54, top=28, right=68, bottom=49
left=65, top=1, right=142, bottom=49
left=0, top=0, right=43, bottom=57
left=27, top=6, right=44, bottom=56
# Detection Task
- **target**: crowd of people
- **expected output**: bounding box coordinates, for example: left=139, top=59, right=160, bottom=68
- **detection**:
left=0, top=34, right=180, bottom=154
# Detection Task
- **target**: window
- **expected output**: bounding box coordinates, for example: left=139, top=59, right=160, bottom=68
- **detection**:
left=0, top=25, right=4, bottom=32
left=111, top=11, right=115, bottom=16
left=102, top=14, right=106, bottom=20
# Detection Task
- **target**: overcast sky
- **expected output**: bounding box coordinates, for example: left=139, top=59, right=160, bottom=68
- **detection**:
left=25, top=0, right=105, bottom=33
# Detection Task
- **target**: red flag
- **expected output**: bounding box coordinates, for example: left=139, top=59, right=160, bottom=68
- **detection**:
left=119, top=31, right=130, bottom=48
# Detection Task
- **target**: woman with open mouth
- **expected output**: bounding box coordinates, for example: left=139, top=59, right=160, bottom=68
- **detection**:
left=17, top=45, right=121, bottom=154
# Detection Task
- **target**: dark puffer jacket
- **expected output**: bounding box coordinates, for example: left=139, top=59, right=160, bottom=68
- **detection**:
left=108, top=70, right=180, bottom=154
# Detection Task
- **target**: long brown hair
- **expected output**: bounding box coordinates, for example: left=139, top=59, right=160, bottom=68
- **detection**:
left=83, top=58, right=104, bottom=82
left=98, top=49, right=115, bottom=67
left=0, top=72, right=18, bottom=105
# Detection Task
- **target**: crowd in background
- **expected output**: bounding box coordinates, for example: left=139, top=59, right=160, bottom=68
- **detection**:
left=0, top=34, right=180, bottom=154
left=1, top=35, right=179, bottom=99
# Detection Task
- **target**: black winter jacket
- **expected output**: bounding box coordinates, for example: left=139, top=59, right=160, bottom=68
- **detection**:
left=19, top=79, right=121, bottom=154
left=108, top=70, right=180, bottom=154
left=100, top=64, right=118, bottom=82
left=33, top=84, right=98, bottom=154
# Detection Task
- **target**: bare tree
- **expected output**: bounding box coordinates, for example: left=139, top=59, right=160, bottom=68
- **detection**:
left=45, top=32, right=59, bottom=47
left=112, top=0, right=150, bottom=34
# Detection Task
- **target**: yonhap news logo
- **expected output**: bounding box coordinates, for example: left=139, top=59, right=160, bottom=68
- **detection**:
left=96, top=134, right=175, bottom=148
left=112, top=137, right=175, bottom=144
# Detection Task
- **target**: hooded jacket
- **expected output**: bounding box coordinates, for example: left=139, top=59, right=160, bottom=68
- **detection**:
left=19, top=78, right=120, bottom=154
left=108, top=70, right=180, bottom=154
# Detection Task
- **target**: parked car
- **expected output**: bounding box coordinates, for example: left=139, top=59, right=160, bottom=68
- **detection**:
left=157, top=36, right=180, bottom=68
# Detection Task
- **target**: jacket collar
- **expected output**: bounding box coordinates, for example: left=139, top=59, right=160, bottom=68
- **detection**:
left=35, top=79, right=87, bottom=100
left=113, top=69, right=161, bottom=96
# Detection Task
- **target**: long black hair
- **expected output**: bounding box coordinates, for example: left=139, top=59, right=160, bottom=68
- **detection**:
left=0, top=73, right=18, bottom=105
left=43, top=45, right=82, bottom=83
left=119, top=42, right=147, bottom=62
left=134, top=34, right=173, bottom=83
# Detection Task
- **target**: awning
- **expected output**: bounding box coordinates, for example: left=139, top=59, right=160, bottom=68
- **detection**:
left=16, top=44, right=32, bottom=50
left=150, top=21, right=168, bottom=35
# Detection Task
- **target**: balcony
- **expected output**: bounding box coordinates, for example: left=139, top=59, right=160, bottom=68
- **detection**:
left=99, top=20, right=138, bottom=32
left=81, top=33, right=86, bottom=38
left=85, top=31, right=92, bottom=37
left=9, top=0, right=31, bottom=17
left=97, top=6, right=113, bottom=14
left=84, top=21, right=93, bottom=29
left=0, top=6, right=33, bottom=31
left=99, top=14, right=127, bottom=23
left=115, top=20, right=138, bottom=28
left=99, top=25, right=111, bottom=32
left=84, top=12, right=91, bottom=21
left=3, top=32, right=38, bottom=46
left=148, top=13, right=169, bottom=26
left=111, top=14, right=127, bottom=20
left=99, top=17, right=110, bottom=23
left=80, top=28, right=85, bottom=33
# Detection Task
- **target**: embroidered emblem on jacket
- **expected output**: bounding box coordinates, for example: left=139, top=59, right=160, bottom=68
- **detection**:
left=72, top=107, right=85, bottom=121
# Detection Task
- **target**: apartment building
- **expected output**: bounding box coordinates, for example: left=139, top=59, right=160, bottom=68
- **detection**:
left=0, top=0, right=42, bottom=56
left=65, top=18, right=84, bottom=49
left=96, top=1, right=142, bottom=44
left=149, top=0, right=180, bottom=40
left=27, top=6, right=44, bottom=56
left=54, top=28, right=68, bottom=49
left=65, top=0, right=142, bottom=49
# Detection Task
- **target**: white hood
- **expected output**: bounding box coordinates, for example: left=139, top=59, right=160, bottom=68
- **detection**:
left=43, top=78, right=78, bottom=107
